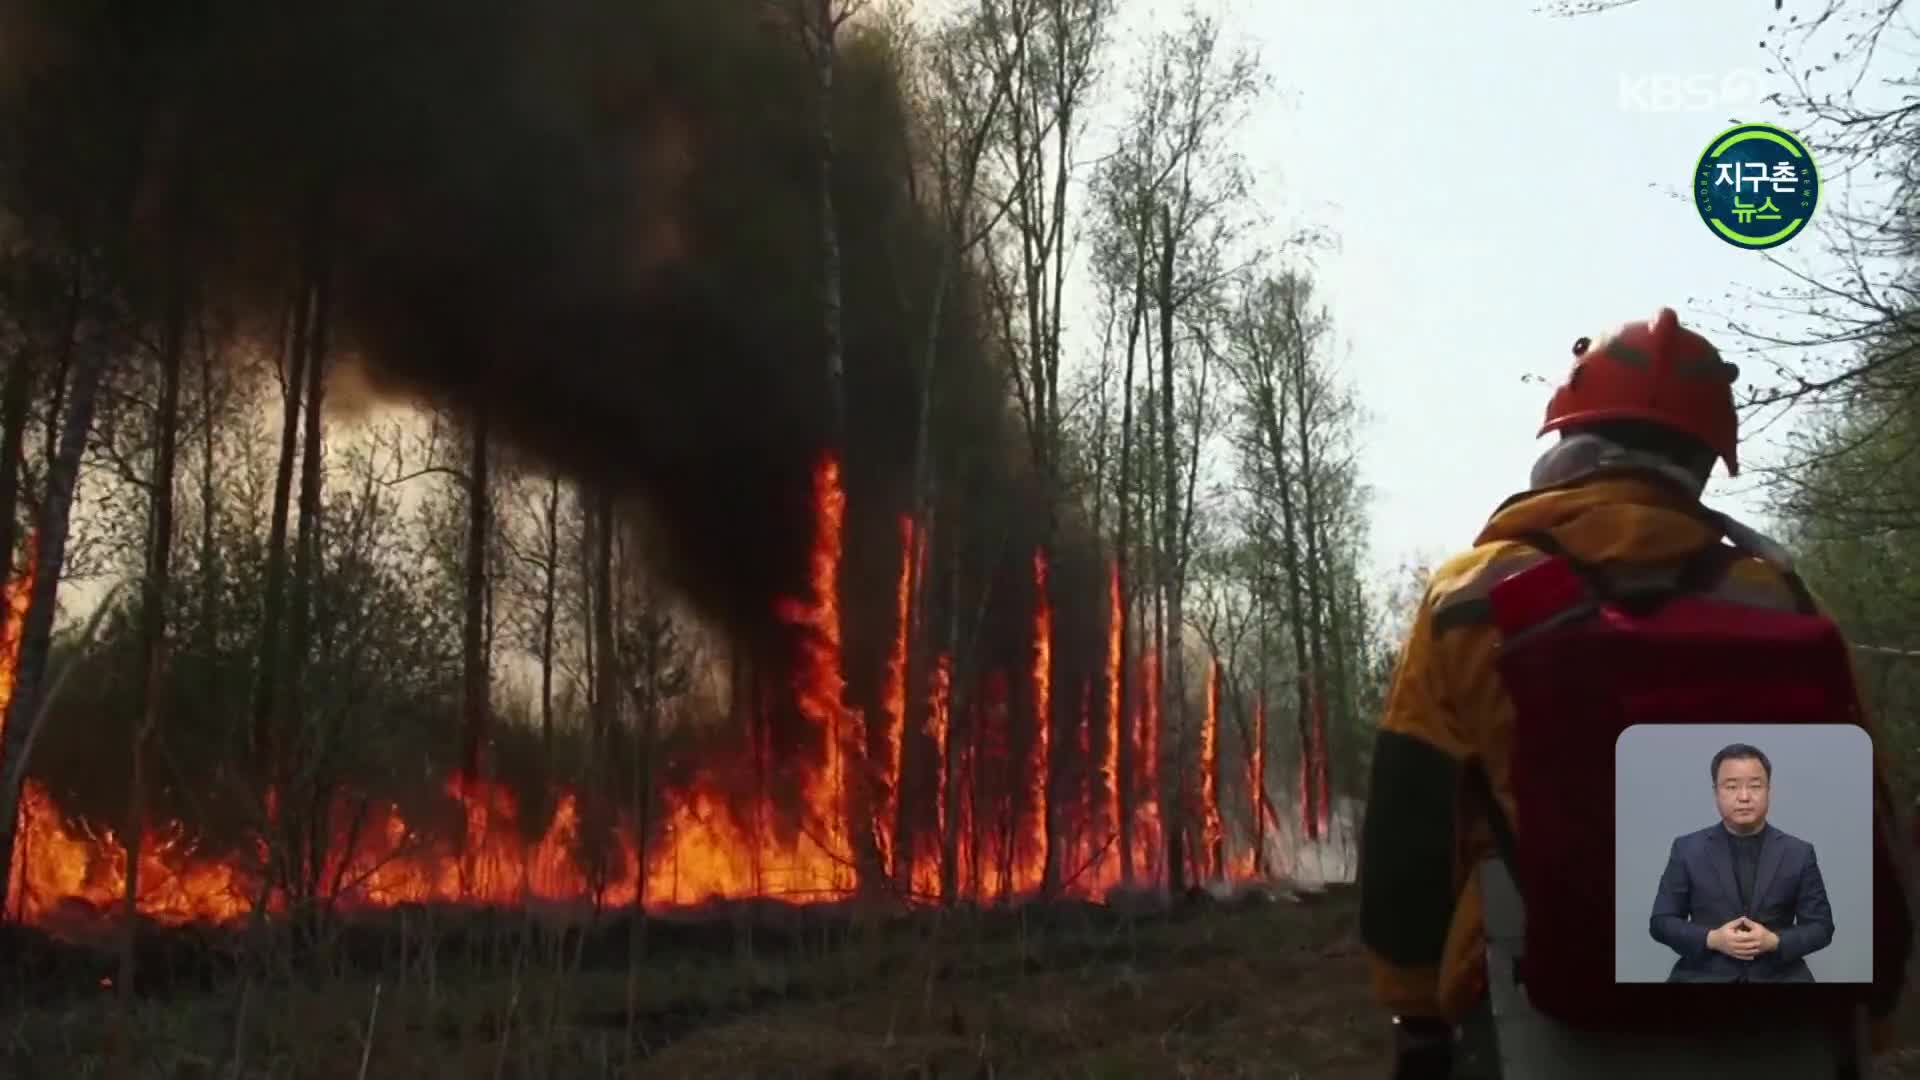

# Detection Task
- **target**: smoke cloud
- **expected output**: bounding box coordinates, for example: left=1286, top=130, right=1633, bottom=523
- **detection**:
left=2, top=0, right=1113, bottom=715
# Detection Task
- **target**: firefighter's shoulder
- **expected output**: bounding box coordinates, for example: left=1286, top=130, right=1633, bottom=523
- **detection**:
left=1698, top=516, right=1819, bottom=615
left=1424, top=540, right=1552, bottom=638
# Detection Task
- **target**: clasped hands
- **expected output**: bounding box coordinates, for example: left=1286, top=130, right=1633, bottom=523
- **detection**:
left=1705, top=916, right=1781, bottom=961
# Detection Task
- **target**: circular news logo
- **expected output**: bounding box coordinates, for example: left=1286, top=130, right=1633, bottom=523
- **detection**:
left=1693, top=123, right=1820, bottom=250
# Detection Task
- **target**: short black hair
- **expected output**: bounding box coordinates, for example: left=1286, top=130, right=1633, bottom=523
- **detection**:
left=1711, top=743, right=1772, bottom=784
left=1564, top=418, right=1717, bottom=475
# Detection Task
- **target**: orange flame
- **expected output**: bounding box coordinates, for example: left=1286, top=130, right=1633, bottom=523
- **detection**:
left=912, top=652, right=951, bottom=897
left=0, top=530, right=35, bottom=751
left=879, top=514, right=913, bottom=876
left=1136, top=648, right=1160, bottom=882
left=1026, top=548, right=1050, bottom=893
left=955, top=692, right=976, bottom=900
left=2, top=532, right=38, bottom=915
left=1102, top=561, right=1121, bottom=885
left=1313, top=683, right=1331, bottom=838
left=773, top=452, right=859, bottom=889
left=1199, top=658, right=1223, bottom=882
left=1247, top=690, right=1265, bottom=877
left=8, top=452, right=1288, bottom=928
left=1073, top=676, right=1093, bottom=887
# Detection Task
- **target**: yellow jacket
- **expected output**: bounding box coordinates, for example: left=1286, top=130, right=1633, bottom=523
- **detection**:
left=1357, top=471, right=1913, bottom=1047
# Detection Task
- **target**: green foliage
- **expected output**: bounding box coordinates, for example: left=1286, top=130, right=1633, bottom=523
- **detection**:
left=1769, top=348, right=1920, bottom=803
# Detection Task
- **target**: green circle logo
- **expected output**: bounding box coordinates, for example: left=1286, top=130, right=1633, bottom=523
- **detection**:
left=1693, top=123, right=1820, bottom=250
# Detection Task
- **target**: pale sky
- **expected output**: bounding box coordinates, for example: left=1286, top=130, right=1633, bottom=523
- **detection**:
left=1203, top=0, right=1871, bottom=577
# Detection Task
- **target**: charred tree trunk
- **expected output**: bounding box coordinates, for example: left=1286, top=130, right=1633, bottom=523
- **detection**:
left=578, top=488, right=596, bottom=706
left=3, top=280, right=79, bottom=570
left=898, top=247, right=951, bottom=896
left=939, top=534, right=962, bottom=905
left=623, top=609, right=662, bottom=1045
left=1155, top=206, right=1187, bottom=896
left=895, top=509, right=933, bottom=895
left=0, top=344, right=44, bottom=580
left=0, top=326, right=112, bottom=919
left=281, top=245, right=331, bottom=908
left=121, top=263, right=188, bottom=1001
left=540, top=476, right=560, bottom=760
left=592, top=488, right=617, bottom=749
left=1113, top=264, right=1145, bottom=888
left=250, top=278, right=311, bottom=776
left=1253, top=584, right=1269, bottom=875
left=196, top=314, right=219, bottom=662
left=39, top=331, right=70, bottom=483
left=586, top=484, right=618, bottom=892
left=460, top=413, right=491, bottom=779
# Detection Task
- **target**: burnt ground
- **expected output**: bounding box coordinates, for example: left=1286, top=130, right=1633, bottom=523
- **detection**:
left=1, top=883, right=1917, bottom=1078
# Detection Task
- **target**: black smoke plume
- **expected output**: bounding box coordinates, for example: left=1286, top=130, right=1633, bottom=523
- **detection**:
left=0, top=0, right=1117, bottom=763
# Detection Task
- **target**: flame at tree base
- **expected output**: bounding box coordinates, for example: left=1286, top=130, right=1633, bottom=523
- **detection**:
left=2, top=455, right=1313, bottom=934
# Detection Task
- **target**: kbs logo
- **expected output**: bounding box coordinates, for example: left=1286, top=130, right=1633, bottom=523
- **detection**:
left=1618, top=70, right=1766, bottom=113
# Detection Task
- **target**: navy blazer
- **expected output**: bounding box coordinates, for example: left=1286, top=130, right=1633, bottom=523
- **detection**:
left=1647, top=822, right=1833, bottom=982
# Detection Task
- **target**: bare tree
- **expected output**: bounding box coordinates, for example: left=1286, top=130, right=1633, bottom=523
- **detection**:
left=974, top=0, right=1116, bottom=897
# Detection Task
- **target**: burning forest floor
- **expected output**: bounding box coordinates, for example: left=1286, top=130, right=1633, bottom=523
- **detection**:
left=0, top=882, right=1401, bottom=1079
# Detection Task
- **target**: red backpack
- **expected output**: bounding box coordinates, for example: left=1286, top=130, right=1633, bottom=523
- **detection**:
left=1464, top=525, right=1911, bottom=1036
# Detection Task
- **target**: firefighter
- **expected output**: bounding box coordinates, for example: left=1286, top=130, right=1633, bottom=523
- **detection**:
left=1356, top=308, right=1915, bottom=1078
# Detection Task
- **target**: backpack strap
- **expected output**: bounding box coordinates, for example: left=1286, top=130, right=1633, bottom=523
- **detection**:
left=1697, top=509, right=1819, bottom=616
left=1464, top=755, right=1520, bottom=888
left=1519, top=529, right=1746, bottom=616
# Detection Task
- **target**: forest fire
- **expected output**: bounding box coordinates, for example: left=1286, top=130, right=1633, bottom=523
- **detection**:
left=1136, top=650, right=1161, bottom=882
left=1200, top=658, right=1223, bottom=880
left=4, top=451, right=1303, bottom=933
left=1026, top=548, right=1051, bottom=895
left=1102, top=561, right=1121, bottom=884
left=879, top=514, right=914, bottom=877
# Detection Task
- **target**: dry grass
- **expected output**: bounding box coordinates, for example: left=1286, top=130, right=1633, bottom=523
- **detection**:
left=0, top=886, right=1384, bottom=1079
left=6, top=883, right=1919, bottom=1079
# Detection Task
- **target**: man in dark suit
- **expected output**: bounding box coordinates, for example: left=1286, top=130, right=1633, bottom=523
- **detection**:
left=1649, top=742, right=1835, bottom=982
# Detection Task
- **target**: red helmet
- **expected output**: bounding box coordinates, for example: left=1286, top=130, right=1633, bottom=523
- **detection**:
left=1539, top=308, right=1741, bottom=476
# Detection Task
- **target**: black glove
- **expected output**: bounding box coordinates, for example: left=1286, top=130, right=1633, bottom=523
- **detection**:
left=1391, top=1016, right=1453, bottom=1080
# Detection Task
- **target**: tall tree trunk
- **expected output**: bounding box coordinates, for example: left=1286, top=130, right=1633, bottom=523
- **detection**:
left=1113, top=271, right=1144, bottom=887
left=460, top=414, right=491, bottom=779
left=1253, top=584, right=1268, bottom=875
left=1155, top=206, right=1187, bottom=896
left=1290, top=353, right=1329, bottom=835
left=282, top=250, right=330, bottom=906
left=121, top=264, right=188, bottom=1002
left=1321, top=528, right=1354, bottom=816
left=540, top=476, right=560, bottom=760
left=0, top=335, right=112, bottom=918
left=1247, top=303, right=1317, bottom=844
left=579, top=488, right=596, bottom=708
left=10, top=279, right=79, bottom=543
left=197, top=312, right=218, bottom=663
left=250, top=278, right=311, bottom=775
left=591, top=487, right=617, bottom=754
left=582, top=485, right=617, bottom=899
left=0, top=326, right=49, bottom=579
left=623, top=606, right=661, bottom=1043
left=40, top=334, right=70, bottom=483
left=939, top=532, right=962, bottom=905
left=898, top=252, right=951, bottom=895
